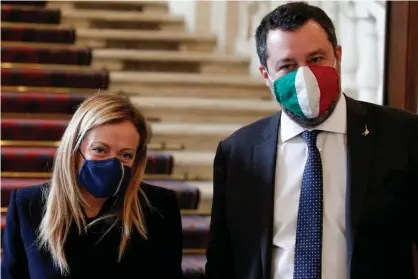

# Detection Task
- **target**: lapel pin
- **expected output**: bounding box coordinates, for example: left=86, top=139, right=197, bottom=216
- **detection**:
left=362, top=125, right=370, bottom=136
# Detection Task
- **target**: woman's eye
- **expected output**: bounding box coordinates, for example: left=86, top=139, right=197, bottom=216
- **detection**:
left=92, top=147, right=106, bottom=154
left=121, top=153, right=134, bottom=160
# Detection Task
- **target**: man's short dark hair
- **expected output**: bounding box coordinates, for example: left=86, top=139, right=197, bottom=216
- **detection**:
left=255, top=2, right=337, bottom=68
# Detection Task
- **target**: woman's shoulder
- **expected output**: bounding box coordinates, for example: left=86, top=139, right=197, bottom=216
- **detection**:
left=140, top=181, right=176, bottom=201
left=140, top=181, right=179, bottom=214
left=6, top=183, right=48, bottom=231
left=12, top=183, right=48, bottom=209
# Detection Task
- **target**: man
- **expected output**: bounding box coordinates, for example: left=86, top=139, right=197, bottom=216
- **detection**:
left=205, top=2, right=418, bottom=279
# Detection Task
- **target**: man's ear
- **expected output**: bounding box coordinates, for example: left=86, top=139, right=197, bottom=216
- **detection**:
left=335, top=45, right=342, bottom=64
left=259, top=65, right=271, bottom=87
left=334, top=45, right=343, bottom=80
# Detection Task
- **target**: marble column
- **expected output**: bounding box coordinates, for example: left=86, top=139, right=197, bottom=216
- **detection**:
left=363, top=1, right=387, bottom=105
left=337, top=1, right=359, bottom=99
left=354, top=2, right=379, bottom=104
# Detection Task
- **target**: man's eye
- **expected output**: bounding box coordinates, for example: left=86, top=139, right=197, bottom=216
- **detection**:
left=280, top=64, right=296, bottom=71
left=311, top=57, right=324, bottom=63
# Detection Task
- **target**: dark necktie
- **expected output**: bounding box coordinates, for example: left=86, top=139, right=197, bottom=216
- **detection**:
left=294, top=130, right=323, bottom=279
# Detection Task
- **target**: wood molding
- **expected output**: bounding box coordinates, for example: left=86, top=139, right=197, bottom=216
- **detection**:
left=384, top=1, right=418, bottom=113
left=384, top=3, right=418, bottom=274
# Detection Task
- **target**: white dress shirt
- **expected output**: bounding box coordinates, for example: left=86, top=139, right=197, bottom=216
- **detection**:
left=271, top=95, right=348, bottom=279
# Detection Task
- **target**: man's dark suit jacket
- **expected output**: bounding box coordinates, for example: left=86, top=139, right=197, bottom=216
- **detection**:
left=1, top=182, right=183, bottom=279
left=205, top=96, right=418, bottom=279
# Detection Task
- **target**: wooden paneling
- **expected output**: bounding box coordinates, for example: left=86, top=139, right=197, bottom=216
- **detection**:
left=384, top=2, right=418, bottom=274
left=384, top=1, right=418, bottom=113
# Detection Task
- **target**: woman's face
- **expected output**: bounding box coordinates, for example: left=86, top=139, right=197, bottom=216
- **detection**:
left=78, top=120, right=140, bottom=169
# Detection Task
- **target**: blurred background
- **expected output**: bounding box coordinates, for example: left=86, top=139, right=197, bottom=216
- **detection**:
left=1, top=1, right=417, bottom=278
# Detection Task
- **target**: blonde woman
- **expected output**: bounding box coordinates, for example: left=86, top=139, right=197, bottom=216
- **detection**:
left=1, top=95, right=183, bottom=279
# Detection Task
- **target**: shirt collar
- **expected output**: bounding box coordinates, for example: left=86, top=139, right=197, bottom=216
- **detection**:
left=280, top=94, right=347, bottom=143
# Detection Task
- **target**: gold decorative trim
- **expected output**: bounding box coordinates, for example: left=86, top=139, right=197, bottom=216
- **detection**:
left=1, top=207, right=210, bottom=217
left=1, top=172, right=51, bottom=178
left=1, top=86, right=107, bottom=95
left=150, top=142, right=185, bottom=151
left=0, top=141, right=184, bottom=151
left=0, top=172, right=189, bottom=181
left=180, top=210, right=211, bottom=216
left=1, top=62, right=103, bottom=71
left=1, top=4, right=55, bottom=12
left=0, top=207, right=209, bottom=215
left=1, top=41, right=86, bottom=50
left=1, top=21, right=72, bottom=30
left=1, top=140, right=60, bottom=147
left=183, top=249, right=206, bottom=255
left=1, top=113, right=72, bottom=119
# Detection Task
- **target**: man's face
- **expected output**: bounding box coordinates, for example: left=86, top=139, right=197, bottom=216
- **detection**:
left=259, top=19, right=342, bottom=88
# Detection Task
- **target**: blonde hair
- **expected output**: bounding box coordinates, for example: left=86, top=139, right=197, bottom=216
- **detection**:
left=37, top=94, right=149, bottom=275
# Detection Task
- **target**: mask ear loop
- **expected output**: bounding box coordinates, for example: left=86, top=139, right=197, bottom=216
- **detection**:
left=267, top=72, right=276, bottom=93
left=113, top=162, right=125, bottom=196
left=267, top=72, right=280, bottom=102
left=76, top=151, right=87, bottom=173
left=267, top=72, right=274, bottom=83
left=79, top=151, right=86, bottom=160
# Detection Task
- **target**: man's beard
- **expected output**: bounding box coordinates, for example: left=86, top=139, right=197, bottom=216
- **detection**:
left=282, top=91, right=341, bottom=128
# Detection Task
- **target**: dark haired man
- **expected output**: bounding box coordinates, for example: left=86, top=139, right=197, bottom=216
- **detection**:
left=205, top=2, right=418, bottom=279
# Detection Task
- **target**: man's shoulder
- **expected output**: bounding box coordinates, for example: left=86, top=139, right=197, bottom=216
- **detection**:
left=358, top=100, right=418, bottom=131
left=222, top=112, right=280, bottom=147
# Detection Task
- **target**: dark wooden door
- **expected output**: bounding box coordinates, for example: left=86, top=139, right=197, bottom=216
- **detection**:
left=384, top=1, right=418, bottom=113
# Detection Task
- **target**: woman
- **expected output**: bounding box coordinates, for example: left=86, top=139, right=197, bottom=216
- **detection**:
left=1, top=94, right=183, bottom=279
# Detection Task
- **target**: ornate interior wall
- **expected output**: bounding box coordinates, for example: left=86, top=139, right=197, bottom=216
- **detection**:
left=169, top=0, right=387, bottom=105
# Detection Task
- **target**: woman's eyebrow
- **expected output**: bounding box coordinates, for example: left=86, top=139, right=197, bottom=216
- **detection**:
left=119, top=148, right=136, bottom=153
left=89, top=141, right=109, bottom=148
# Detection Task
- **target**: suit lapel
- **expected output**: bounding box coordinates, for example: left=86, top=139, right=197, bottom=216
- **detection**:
left=252, top=112, right=281, bottom=279
left=250, top=97, right=376, bottom=277
left=345, top=97, right=376, bottom=273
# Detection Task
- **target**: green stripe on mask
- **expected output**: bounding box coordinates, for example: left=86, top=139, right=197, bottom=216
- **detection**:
left=273, top=70, right=305, bottom=118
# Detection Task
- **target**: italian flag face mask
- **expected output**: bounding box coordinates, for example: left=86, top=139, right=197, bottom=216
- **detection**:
left=269, top=65, right=341, bottom=127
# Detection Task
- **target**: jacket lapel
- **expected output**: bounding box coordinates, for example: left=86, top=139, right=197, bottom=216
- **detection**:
left=252, top=112, right=281, bottom=279
left=250, top=97, right=376, bottom=278
left=345, top=97, right=376, bottom=273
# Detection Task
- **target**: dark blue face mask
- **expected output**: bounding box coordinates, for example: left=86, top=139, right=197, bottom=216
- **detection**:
left=77, top=153, right=132, bottom=198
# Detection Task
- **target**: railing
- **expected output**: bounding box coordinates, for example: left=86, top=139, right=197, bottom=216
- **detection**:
left=169, top=0, right=387, bottom=105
